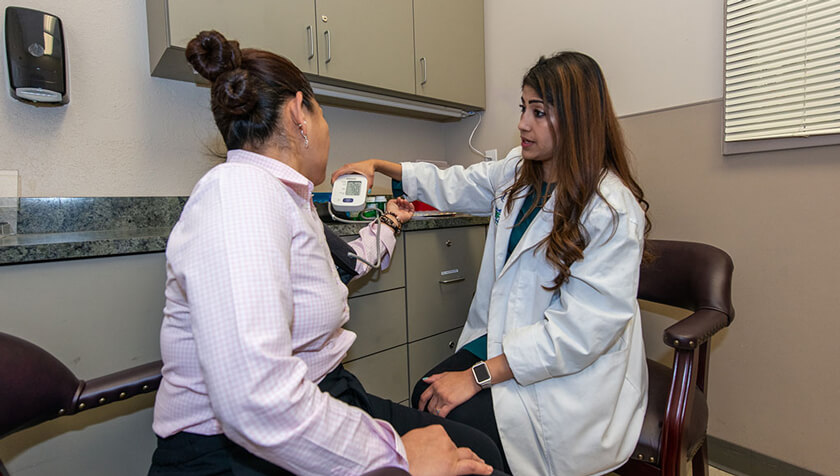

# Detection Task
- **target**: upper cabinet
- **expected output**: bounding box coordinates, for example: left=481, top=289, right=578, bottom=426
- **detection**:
left=414, top=0, right=485, bottom=108
left=314, top=0, right=415, bottom=95
left=147, top=0, right=317, bottom=81
left=146, top=0, right=486, bottom=115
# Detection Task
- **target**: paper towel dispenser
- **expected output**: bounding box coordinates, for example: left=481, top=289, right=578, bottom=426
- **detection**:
left=4, top=6, right=68, bottom=105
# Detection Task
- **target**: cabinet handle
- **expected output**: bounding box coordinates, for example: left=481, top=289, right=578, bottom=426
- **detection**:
left=324, top=30, right=331, bottom=64
left=444, top=240, right=452, bottom=247
left=448, top=341, right=456, bottom=350
left=306, top=25, right=314, bottom=60
left=420, top=57, right=428, bottom=85
left=439, top=277, right=465, bottom=284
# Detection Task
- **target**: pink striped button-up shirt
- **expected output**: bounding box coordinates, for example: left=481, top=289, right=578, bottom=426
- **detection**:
left=153, top=149, right=406, bottom=475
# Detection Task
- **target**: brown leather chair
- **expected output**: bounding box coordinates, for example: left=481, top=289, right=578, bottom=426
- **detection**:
left=616, top=240, right=735, bottom=476
left=0, top=332, right=410, bottom=475
left=0, top=331, right=162, bottom=441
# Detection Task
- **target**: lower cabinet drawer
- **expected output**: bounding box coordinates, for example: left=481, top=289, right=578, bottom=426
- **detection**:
left=404, top=227, right=485, bottom=340
left=407, top=327, right=463, bottom=391
left=343, top=346, right=408, bottom=403
left=345, top=234, right=405, bottom=297
left=344, top=288, right=406, bottom=361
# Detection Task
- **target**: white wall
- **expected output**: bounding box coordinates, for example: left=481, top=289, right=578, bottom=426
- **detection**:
left=447, top=0, right=724, bottom=166
left=0, top=0, right=449, bottom=197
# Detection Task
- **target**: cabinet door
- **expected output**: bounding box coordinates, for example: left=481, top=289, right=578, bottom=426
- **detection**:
left=344, top=288, right=407, bottom=362
left=166, top=0, right=318, bottom=74
left=414, top=0, right=485, bottom=107
left=408, top=327, right=462, bottom=391
left=343, top=346, right=409, bottom=403
left=405, top=227, right=486, bottom=341
left=315, top=0, right=415, bottom=94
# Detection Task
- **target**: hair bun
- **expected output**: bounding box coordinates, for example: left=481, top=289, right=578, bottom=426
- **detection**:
left=185, top=30, right=242, bottom=82
left=213, top=69, right=259, bottom=116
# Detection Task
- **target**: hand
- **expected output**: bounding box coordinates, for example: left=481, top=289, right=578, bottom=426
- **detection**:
left=402, top=425, right=493, bottom=476
left=417, top=370, right=480, bottom=419
left=331, top=159, right=378, bottom=189
left=386, top=198, right=415, bottom=224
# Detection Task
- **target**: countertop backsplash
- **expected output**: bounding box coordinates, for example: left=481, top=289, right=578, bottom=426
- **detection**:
left=15, top=197, right=188, bottom=235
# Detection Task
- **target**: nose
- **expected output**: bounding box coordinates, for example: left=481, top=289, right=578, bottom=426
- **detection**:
left=518, top=113, right=530, bottom=133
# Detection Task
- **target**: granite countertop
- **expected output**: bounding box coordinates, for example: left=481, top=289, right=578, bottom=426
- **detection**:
left=0, top=197, right=488, bottom=266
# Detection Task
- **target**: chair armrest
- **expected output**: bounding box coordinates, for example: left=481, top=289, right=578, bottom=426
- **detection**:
left=72, top=360, right=163, bottom=413
left=663, top=308, right=730, bottom=350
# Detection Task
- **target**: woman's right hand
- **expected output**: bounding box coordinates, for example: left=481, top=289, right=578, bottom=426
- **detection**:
left=331, top=159, right=379, bottom=190
left=402, top=425, right=493, bottom=476
left=332, top=159, right=404, bottom=190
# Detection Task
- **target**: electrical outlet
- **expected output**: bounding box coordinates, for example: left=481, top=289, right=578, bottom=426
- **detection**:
left=484, top=149, right=498, bottom=161
left=0, top=170, right=19, bottom=199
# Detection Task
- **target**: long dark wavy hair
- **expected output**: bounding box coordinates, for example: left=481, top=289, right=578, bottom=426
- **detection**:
left=506, top=52, right=651, bottom=291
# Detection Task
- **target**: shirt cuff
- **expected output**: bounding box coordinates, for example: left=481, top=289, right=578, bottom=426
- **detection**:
left=377, top=419, right=409, bottom=471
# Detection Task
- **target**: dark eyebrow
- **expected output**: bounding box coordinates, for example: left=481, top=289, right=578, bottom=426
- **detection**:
left=520, top=97, right=545, bottom=105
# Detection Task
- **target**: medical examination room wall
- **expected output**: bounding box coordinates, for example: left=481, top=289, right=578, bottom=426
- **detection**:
left=0, top=0, right=448, bottom=197
left=445, top=1, right=838, bottom=475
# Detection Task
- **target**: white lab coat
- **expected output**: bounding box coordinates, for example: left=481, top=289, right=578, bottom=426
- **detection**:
left=401, top=147, right=647, bottom=476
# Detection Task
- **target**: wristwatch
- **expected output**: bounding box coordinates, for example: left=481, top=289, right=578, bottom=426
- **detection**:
left=471, top=361, right=492, bottom=390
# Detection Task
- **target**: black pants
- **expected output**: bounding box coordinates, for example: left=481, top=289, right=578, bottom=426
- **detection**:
left=411, top=349, right=511, bottom=474
left=149, top=365, right=504, bottom=475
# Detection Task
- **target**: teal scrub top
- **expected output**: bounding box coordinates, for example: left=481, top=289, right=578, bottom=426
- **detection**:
left=462, top=183, right=551, bottom=360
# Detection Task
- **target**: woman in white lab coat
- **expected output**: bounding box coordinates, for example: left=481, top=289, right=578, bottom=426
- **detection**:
left=332, top=52, right=651, bottom=475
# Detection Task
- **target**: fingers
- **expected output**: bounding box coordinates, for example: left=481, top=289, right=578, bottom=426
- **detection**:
left=456, top=447, right=484, bottom=463
left=330, top=161, right=375, bottom=187
left=454, top=458, right=494, bottom=476
left=422, top=373, right=444, bottom=383
left=418, top=386, right=433, bottom=412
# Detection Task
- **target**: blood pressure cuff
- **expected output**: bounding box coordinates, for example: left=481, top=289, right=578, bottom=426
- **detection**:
left=323, top=224, right=358, bottom=285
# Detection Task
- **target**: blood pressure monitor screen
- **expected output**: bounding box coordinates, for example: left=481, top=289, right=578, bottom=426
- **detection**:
left=345, top=180, right=362, bottom=196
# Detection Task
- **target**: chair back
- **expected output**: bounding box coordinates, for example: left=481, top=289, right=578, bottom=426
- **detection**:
left=0, top=332, right=81, bottom=438
left=639, top=240, right=735, bottom=323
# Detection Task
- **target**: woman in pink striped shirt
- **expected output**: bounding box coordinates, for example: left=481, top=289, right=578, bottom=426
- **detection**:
left=148, top=30, right=502, bottom=476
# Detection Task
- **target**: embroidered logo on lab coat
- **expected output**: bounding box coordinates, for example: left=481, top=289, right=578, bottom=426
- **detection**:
left=494, top=206, right=501, bottom=224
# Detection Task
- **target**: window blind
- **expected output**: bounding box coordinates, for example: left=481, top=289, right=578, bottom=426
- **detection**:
left=724, top=0, right=840, bottom=143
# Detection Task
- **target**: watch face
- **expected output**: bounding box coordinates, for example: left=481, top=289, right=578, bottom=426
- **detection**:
left=473, top=362, right=491, bottom=383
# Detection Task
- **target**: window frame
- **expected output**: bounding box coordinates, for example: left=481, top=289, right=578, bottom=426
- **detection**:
left=722, top=0, right=840, bottom=156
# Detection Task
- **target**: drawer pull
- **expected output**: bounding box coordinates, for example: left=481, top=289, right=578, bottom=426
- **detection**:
left=445, top=240, right=453, bottom=247
left=324, top=30, right=332, bottom=63
left=439, top=277, right=465, bottom=284
left=306, top=26, right=315, bottom=59
left=448, top=341, right=456, bottom=350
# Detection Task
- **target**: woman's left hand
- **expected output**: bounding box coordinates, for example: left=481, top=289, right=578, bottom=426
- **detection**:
left=386, top=197, right=415, bottom=224
left=417, top=370, right=481, bottom=419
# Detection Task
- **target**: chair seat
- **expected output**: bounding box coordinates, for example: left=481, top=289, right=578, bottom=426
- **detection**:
left=632, top=359, right=708, bottom=466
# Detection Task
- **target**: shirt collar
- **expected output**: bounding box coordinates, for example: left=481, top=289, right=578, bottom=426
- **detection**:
left=226, top=149, right=314, bottom=199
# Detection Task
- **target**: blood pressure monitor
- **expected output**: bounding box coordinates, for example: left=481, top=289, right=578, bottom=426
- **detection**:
left=331, top=174, right=368, bottom=212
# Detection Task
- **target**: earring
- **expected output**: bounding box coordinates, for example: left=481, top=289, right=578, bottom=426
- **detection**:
left=297, top=121, right=309, bottom=149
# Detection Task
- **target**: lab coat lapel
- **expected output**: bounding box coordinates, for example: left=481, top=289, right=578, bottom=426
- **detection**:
left=493, top=189, right=524, bottom=277
left=498, top=192, right=555, bottom=278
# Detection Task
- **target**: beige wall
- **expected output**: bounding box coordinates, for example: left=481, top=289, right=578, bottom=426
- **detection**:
left=0, top=0, right=448, bottom=197
left=623, top=101, right=840, bottom=475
